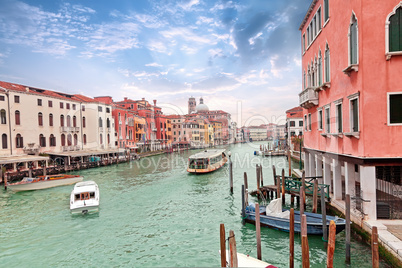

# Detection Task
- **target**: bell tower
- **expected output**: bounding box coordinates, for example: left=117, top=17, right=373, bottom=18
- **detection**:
left=188, top=96, right=196, bottom=114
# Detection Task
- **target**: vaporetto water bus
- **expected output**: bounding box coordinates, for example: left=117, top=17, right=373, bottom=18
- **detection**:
left=187, top=149, right=228, bottom=174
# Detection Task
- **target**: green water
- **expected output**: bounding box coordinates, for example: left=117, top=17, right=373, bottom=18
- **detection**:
left=0, top=142, right=388, bottom=267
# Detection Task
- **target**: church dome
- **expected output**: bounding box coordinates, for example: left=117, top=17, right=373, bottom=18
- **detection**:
left=196, top=97, right=209, bottom=112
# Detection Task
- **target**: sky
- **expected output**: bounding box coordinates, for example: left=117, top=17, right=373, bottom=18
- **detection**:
left=0, top=0, right=311, bottom=126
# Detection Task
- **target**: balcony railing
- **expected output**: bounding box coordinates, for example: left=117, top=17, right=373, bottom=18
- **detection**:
left=299, top=87, right=319, bottom=109
left=60, top=126, right=80, bottom=132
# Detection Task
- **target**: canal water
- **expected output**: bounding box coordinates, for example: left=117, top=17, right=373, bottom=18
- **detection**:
left=0, top=142, right=389, bottom=267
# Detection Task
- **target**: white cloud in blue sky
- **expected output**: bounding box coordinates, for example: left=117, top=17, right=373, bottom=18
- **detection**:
left=0, top=0, right=311, bottom=126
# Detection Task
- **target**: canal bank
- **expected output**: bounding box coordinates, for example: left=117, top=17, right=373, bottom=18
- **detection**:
left=0, top=142, right=391, bottom=267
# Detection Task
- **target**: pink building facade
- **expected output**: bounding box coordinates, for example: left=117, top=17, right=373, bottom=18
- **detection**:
left=299, top=0, right=402, bottom=220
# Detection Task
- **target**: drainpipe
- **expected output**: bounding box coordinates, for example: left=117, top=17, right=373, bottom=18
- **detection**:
left=2, top=88, right=12, bottom=155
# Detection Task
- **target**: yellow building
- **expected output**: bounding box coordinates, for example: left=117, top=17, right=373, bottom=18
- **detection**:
left=212, top=121, right=222, bottom=146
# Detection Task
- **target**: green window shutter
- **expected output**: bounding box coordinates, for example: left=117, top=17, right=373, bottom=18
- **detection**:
left=324, top=0, right=329, bottom=21
left=390, top=94, right=402, bottom=124
left=352, top=99, right=359, bottom=132
left=389, top=7, right=401, bottom=52
left=350, top=21, right=358, bottom=64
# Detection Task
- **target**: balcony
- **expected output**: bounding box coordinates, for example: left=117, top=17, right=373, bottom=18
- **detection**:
left=299, top=87, right=319, bottom=109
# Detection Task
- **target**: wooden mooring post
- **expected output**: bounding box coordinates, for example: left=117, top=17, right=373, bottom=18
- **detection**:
left=243, top=173, right=248, bottom=206
left=300, top=186, right=305, bottom=216
left=321, top=185, right=328, bottom=245
left=256, top=164, right=260, bottom=190
left=220, top=224, right=226, bottom=267
left=301, top=214, right=310, bottom=268
left=276, top=175, right=281, bottom=199
left=345, top=194, right=351, bottom=264
left=241, top=185, right=246, bottom=225
left=289, top=208, right=294, bottom=268
left=229, top=158, right=233, bottom=194
left=281, top=169, right=285, bottom=205
left=312, top=179, right=318, bottom=213
left=259, top=165, right=264, bottom=187
left=372, top=226, right=379, bottom=268
left=288, top=150, right=292, bottom=176
left=326, top=220, right=336, bottom=268
left=273, top=165, right=277, bottom=186
left=229, top=230, right=238, bottom=268
left=302, top=171, right=306, bottom=210
left=256, top=203, right=262, bottom=260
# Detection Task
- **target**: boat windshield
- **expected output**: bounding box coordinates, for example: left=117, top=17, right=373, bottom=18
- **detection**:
left=189, top=158, right=208, bottom=169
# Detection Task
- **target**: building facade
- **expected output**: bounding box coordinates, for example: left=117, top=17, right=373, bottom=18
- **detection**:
left=299, top=0, right=402, bottom=220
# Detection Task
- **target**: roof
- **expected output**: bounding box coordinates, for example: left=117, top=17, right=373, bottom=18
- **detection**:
left=299, top=0, right=319, bottom=31
left=286, top=106, right=303, bottom=118
left=189, top=149, right=226, bottom=159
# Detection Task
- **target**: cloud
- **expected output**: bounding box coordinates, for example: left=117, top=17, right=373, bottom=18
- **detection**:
left=146, top=62, right=163, bottom=67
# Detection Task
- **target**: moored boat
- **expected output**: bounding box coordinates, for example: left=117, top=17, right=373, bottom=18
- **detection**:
left=244, top=199, right=346, bottom=235
left=70, top=181, right=100, bottom=214
left=7, top=174, right=84, bottom=192
left=187, top=149, right=228, bottom=174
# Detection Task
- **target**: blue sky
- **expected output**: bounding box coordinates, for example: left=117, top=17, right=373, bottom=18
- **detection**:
left=0, top=0, right=311, bottom=126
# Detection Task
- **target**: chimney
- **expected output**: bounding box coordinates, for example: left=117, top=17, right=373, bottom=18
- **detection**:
left=124, top=97, right=128, bottom=101
left=142, top=98, right=145, bottom=101
left=153, top=100, right=156, bottom=106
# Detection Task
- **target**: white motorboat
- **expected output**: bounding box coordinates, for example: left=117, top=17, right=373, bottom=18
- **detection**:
left=70, top=181, right=100, bottom=214
left=7, top=174, right=83, bottom=192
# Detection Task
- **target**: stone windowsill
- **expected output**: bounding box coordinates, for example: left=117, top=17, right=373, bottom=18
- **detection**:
left=344, top=131, right=360, bottom=139
left=343, top=64, right=359, bottom=76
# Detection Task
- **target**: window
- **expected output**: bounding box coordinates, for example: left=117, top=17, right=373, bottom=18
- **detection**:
left=74, top=134, right=78, bottom=146
left=60, top=102, right=64, bottom=109
left=387, top=4, right=402, bottom=54
left=299, top=120, right=303, bottom=127
left=98, top=106, right=102, bottom=112
left=60, top=115, right=64, bottom=127
left=304, top=115, right=308, bottom=131
left=325, top=106, right=331, bottom=133
left=49, top=114, right=53, bottom=126
left=67, top=115, right=71, bottom=127
left=14, top=96, right=20, bottom=103
left=349, top=14, right=358, bottom=65
left=318, top=109, right=323, bottom=130
left=336, top=103, right=343, bottom=133
left=39, top=134, right=46, bottom=147
left=83, top=134, right=87, bottom=145
left=82, top=105, right=85, bottom=111
left=72, top=104, right=76, bottom=110
left=15, top=110, right=20, bottom=125
left=2, top=134, right=7, bottom=149
left=1, top=109, right=6, bottom=124
left=37, top=99, right=42, bottom=106
left=348, top=94, right=359, bottom=132
left=318, top=50, right=322, bottom=86
left=302, top=34, right=306, bottom=53
left=100, top=134, right=103, bottom=144
left=303, top=70, right=306, bottom=89
left=61, top=134, right=66, bottom=146
left=16, top=134, right=23, bottom=148
left=83, top=117, right=86, bottom=128
left=106, top=107, right=110, bottom=113
left=308, top=113, right=312, bottom=131
left=324, top=0, right=329, bottom=22
left=99, top=117, right=103, bottom=128
left=49, top=134, right=56, bottom=147
left=107, top=118, right=110, bottom=128
left=73, top=116, right=77, bottom=127
left=307, top=27, right=310, bottom=46
left=388, top=93, right=402, bottom=124
left=0, top=96, right=4, bottom=101
left=317, top=7, right=322, bottom=32
left=38, top=112, right=43, bottom=126
left=107, top=134, right=110, bottom=144
left=325, top=44, right=330, bottom=82
left=66, top=103, right=70, bottom=109
left=48, top=100, right=52, bottom=107
left=67, top=134, right=72, bottom=146
left=289, top=121, right=295, bottom=127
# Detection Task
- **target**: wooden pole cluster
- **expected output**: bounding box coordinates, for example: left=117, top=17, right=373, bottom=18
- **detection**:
left=259, top=165, right=264, bottom=186
left=301, top=214, right=310, bottom=268
left=256, top=203, right=262, bottom=260
left=300, top=186, right=305, bottom=216
left=273, top=165, right=277, bottom=186
left=241, top=184, right=246, bottom=225
left=301, top=171, right=306, bottom=210
left=372, top=226, right=379, bottom=268
left=326, top=220, right=336, bottom=268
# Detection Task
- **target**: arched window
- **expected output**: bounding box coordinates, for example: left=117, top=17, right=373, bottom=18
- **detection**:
left=386, top=3, right=402, bottom=57
left=107, top=118, right=110, bottom=128
left=99, top=117, right=103, bottom=128
left=73, top=116, right=77, bottom=127
left=67, top=115, right=71, bottom=127
left=60, top=115, right=64, bottom=127
left=1, top=133, right=7, bottom=149
left=83, top=134, right=87, bottom=145
left=16, top=134, right=23, bottom=148
left=49, top=134, right=56, bottom=147
left=100, top=134, right=103, bottom=144
left=349, top=13, right=358, bottom=65
left=325, top=43, right=330, bottom=82
left=38, top=112, right=43, bottom=126
left=73, top=134, right=78, bottom=146
left=39, top=134, right=46, bottom=147
left=83, top=117, right=86, bottom=128
left=49, top=113, right=53, bottom=126
left=15, top=110, right=20, bottom=125
left=67, top=134, right=72, bottom=146
left=303, top=70, right=306, bottom=89
left=1, top=109, right=6, bottom=124
left=307, top=64, right=311, bottom=87
left=107, top=134, right=110, bottom=145
left=61, top=134, right=66, bottom=146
